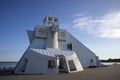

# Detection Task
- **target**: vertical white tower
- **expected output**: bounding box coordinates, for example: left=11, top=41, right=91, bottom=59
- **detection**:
left=44, top=16, right=59, bottom=48
left=51, top=23, right=59, bottom=48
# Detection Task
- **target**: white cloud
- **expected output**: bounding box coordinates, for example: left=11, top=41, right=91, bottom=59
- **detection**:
left=73, top=12, right=86, bottom=17
left=73, top=11, right=120, bottom=38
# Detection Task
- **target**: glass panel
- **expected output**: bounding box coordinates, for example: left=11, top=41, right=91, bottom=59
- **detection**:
left=68, top=60, right=76, bottom=71
left=48, top=60, right=56, bottom=68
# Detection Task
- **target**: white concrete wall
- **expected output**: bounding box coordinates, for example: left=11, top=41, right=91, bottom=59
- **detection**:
left=46, top=27, right=58, bottom=48
left=59, top=32, right=98, bottom=68
left=14, top=49, right=58, bottom=74
left=24, top=28, right=99, bottom=68
left=66, top=53, right=83, bottom=73
left=29, top=38, right=46, bottom=49
left=26, top=30, right=34, bottom=43
left=53, top=31, right=58, bottom=48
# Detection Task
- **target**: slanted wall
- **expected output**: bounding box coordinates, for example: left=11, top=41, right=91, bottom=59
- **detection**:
left=14, top=49, right=58, bottom=74
left=26, top=29, right=99, bottom=68
left=59, top=32, right=98, bottom=68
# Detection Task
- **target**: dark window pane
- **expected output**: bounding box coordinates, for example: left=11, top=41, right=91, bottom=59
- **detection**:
left=68, top=60, right=76, bottom=71
left=48, top=60, right=56, bottom=68
left=67, top=43, right=72, bottom=50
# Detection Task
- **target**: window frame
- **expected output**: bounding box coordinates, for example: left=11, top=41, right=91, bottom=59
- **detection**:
left=48, top=60, right=56, bottom=69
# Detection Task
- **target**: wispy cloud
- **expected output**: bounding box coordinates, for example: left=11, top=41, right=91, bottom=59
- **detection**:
left=73, top=11, right=120, bottom=38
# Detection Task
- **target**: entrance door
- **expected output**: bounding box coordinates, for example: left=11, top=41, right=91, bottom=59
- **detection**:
left=57, top=55, right=66, bottom=73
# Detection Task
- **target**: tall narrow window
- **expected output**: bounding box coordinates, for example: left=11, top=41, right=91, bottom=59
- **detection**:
left=21, top=58, right=28, bottom=72
left=67, top=43, right=72, bottom=50
left=68, top=60, right=76, bottom=71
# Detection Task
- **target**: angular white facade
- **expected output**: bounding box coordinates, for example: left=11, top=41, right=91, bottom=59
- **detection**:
left=14, top=16, right=99, bottom=74
left=14, top=48, right=83, bottom=74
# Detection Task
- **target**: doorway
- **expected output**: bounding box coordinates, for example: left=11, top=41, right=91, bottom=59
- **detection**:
left=57, top=55, right=66, bottom=73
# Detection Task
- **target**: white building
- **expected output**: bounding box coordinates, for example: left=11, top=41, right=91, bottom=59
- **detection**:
left=14, top=16, right=99, bottom=74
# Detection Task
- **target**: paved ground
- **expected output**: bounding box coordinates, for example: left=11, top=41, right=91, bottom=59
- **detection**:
left=0, top=64, right=120, bottom=80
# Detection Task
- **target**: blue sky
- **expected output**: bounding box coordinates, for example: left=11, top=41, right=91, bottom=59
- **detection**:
left=0, top=0, right=120, bottom=61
